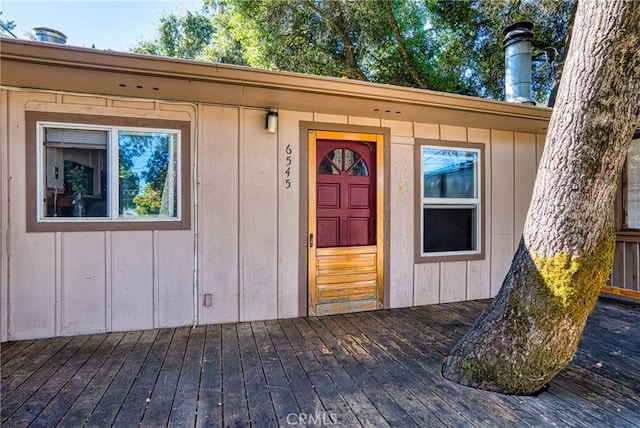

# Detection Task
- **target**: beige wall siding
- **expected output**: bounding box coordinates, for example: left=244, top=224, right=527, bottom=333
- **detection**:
left=1, top=90, right=9, bottom=342
left=489, top=130, right=516, bottom=296
left=406, top=125, right=539, bottom=306
left=2, top=88, right=544, bottom=340
left=198, top=106, right=240, bottom=324
left=61, top=232, right=107, bottom=335
left=514, top=133, right=537, bottom=248
left=467, top=128, right=492, bottom=300
left=239, top=108, right=279, bottom=321
left=278, top=111, right=312, bottom=318
left=389, top=139, right=414, bottom=308
left=3, top=91, right=195, bottom=340
left=7, top=92, right=58, bottom=340
left=158, top=230, right=194, bottom=327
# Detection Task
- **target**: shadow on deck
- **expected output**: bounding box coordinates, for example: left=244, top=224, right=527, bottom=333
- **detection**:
left=1, top=299, right=639, bottom=427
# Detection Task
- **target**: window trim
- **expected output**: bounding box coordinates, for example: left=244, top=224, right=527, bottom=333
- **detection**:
left=26, top=111, right=191, bottom=232
left=414, top=139, right=485, bottom=263
left=617, top=136, right=640, bottom=238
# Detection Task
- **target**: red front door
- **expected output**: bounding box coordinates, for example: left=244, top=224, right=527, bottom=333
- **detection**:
left=308, top=131, right=384, bottom=317
left=316, top=140, right=375, bottom=248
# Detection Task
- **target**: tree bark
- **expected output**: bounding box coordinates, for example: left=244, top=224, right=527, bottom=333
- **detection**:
left=442, top=0, right=640, bottom=395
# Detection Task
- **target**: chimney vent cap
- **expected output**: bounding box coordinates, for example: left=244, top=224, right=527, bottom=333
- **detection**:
left=503, top=21, right=534, bottom=48
left=33, top=26, right=67, bottom=44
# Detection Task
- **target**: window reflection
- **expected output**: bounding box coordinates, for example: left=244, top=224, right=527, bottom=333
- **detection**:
left=118, top=131, right=178, bottom=218
left=422, top=148, right=477, bottom=198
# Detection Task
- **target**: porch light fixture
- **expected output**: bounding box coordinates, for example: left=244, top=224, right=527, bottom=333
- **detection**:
left=266, top=108, right=278, bottom=134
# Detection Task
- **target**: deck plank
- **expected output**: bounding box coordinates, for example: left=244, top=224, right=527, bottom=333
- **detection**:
left=1, top=337, right=72, bottom=394
left=264, top=320, right=322, bottom=418
left=1, top=336, right=87, bottom=425
left=1, top=299, right=639, bottom=428
left=280, top=318, right=362, bottom=426
left=194, top=324, right=223, bottom=428
left=367, top=309, right=537, bottom=427
left=220, top=323, right=250, bottom=427
left=3, top=334, right=102, bottom=427
left=319, top=314, right=447, bottom=427
left=111, top=328, right=174, bottom=427
left=34, top=332, right=124, bottom=427
left=56, top=331, right=142, bottom=427
left=236, top=323, right=278, bottom=427
left=251, top=321, right=301, bottom=426
left=83, top=329, right=159, bottom=427
left=294, top=316, right=390, bottom=427
left=1, top=339, right=43, bottom=371
left=140, top=327, right=191, bottom=427
left=169, top=325, right=205, bottom=428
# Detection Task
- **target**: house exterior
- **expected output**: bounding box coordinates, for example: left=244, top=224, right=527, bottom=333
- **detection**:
left=0, top=38, right=636, bottom=342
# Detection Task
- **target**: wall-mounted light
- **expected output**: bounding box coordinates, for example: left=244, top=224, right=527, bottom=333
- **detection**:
left=266, top=108, right=278, bottom=134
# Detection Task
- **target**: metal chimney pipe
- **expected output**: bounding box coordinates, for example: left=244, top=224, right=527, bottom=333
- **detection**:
left=33, top=27, right=67, bottom=44
left=503, top=22, right=535, bottom=105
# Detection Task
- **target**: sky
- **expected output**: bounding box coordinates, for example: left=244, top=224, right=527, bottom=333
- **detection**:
left=1, top=0, right=202, bottom=51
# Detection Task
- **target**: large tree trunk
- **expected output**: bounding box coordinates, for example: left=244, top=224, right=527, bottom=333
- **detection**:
left=442, top=0, right=640, bottom=395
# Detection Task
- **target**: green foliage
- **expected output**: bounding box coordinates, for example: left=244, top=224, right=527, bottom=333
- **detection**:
left=133, top=0, right=573, bottom=104
left=66, top=165, right=87, bottom=197
left=132, top=10, right=214, bottom=60
left=428, top=0, right=575, bottom=103
left=118, top=132, right=173, bottom=216
left=0, top=11, right=16, bottom=37
left=133, top=184, right=162, bottom=215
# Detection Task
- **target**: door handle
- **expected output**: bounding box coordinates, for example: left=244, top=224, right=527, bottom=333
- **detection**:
left=310, top=233, right=314, bottom=247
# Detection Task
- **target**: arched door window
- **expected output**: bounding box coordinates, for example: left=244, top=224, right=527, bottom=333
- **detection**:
left=318, top=148, right=369, bottom=176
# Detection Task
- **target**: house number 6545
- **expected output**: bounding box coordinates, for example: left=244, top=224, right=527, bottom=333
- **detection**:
left=284, top=144, right=293, bottom=189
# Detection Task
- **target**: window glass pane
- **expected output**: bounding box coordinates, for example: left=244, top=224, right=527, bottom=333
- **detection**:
left=118, top=131, right=178, bottom=219
left=422, top=148, right=478, bottom=198
left=627, top=139, right=640, bottom=229
left=423, top=207, right=476, bottom=253
left=319, top=149, right=342, bottom=174
left=319, top=156, right=340, bottom=175
left=348, top=159, right=369, bottom=176
left=44, top=138, right=108, bottom=218
left=344, top=149, right=358, bottom=171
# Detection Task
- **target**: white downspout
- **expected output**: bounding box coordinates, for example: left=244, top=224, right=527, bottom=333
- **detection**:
left=192, top=104, right=200, bottom=328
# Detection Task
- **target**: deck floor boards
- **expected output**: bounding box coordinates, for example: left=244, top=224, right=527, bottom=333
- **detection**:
left=1, top=298, right=639, bottom=427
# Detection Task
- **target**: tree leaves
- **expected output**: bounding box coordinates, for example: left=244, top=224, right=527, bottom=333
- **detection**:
left=134, top=0, right=574, bottom=105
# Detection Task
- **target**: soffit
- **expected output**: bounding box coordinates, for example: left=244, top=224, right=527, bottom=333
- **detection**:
left=0, top=38, right=552, bottom=134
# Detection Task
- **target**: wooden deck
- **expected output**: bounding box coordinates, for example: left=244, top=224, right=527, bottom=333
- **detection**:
left=1, top=298, right=639, bottom=427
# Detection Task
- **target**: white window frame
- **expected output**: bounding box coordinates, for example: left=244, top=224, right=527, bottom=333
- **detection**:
left=36, top=121, right=182, bottom=223
left=420, top=144, right=482, bottom=258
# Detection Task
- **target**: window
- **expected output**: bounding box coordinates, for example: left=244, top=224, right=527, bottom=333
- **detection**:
left=27, top=112, right=190, bottom=232
left=415, top=140, right=484, bottom=262
left=623, top=138, right=640, bottom=230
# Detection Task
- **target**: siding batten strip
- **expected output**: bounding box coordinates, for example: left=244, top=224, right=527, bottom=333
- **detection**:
left=56, top=231, right=63, bottom=337
left=105, top=231, right=112, bottom=332
left=153, top=230, right=160, bottom=329
left=238, top=108, right=244, bottom=321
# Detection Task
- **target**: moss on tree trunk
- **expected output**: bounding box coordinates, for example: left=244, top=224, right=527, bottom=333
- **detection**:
left=442, top=0, right=640, bottom=395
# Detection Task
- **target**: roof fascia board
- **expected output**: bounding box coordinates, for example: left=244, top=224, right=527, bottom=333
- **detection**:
left=1, top=38, right=552, bottom=123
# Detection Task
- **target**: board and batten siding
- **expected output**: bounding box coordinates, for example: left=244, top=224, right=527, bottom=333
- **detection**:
left=2, top=91, right=196, bottom=341
left=408, top=125, right=544, bottom=305
left=1, top=87, right=544, bottom=341
left=609, top=238, right=640, bottom=302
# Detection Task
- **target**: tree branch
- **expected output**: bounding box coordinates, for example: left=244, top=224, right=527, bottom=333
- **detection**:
left=304, top=0, right=369, bottom=81
left=382, top=0, right=429, bottom=89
